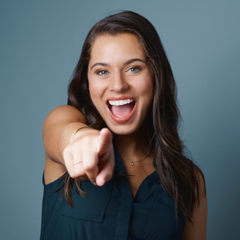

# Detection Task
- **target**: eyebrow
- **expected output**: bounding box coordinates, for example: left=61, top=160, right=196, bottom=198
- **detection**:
left=90, top=58, right=147, bottom=70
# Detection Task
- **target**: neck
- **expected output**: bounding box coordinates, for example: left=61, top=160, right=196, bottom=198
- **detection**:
left=113, top=124, right=151, bottom=159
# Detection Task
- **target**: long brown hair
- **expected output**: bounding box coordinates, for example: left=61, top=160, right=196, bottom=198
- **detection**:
left=66, top=11, right=205, bottom=222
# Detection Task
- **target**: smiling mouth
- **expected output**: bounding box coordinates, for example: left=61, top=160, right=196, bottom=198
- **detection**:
left=107, top=98, right=136, bottom=123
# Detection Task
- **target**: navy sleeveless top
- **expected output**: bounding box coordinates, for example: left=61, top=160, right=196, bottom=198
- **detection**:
left=40, top=147, right=185, bottom=240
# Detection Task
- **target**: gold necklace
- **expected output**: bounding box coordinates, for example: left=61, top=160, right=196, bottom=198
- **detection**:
left=120, top=151, right=150, bottom=166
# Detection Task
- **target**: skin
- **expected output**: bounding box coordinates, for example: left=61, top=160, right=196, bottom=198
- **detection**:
left=42, top=33, right=207, bottom=239
left=88, top=33, right=154, bottom=136
left=87, top=33, right=156, bottom=195
left=43, top=106, right=114, bottom=186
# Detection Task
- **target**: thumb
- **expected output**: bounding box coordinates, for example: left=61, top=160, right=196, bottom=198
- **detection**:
left=97, top=128, right=113, bottom=153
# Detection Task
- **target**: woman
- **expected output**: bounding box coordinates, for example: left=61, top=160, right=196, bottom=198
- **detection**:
left=41, top=11, right=207, bottom=240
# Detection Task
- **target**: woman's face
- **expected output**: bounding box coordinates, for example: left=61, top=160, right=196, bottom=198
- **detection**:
left=88, top=33, right=154, bottom=135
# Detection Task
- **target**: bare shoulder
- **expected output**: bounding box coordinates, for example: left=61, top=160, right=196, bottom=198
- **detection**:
left=182, top=167, right=207, bottom=240
left=43, top=105, right=86, bottom=136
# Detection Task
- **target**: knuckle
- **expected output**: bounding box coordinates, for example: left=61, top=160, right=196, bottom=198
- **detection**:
left=69, top=172, right=78, bottom=179
left=83, top=160, right=97, bottom=171
left=84, top=163, right=96, bottom=172
left=69, top=168, right=84, bottom=179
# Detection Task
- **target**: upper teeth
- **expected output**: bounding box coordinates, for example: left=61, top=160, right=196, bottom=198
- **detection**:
left=108, top=99, right=134, bottom=106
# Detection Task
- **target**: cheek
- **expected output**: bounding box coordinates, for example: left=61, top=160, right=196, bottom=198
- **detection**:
left=88, top=82, right=98, bottom=109
left=88, top=79, right=101, bottom=99
left=88, top=81, right=106, bottom=112
left=138, top=78, right=154, bottom=101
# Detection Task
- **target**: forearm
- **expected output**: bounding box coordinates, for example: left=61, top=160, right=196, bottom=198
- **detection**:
left=43, top=122, right=88, bottom=165
left=42, top=105, right=91, bottom=165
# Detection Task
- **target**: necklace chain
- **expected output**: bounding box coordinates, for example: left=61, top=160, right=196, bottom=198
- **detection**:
left=120, top=151, right=150, bottom=166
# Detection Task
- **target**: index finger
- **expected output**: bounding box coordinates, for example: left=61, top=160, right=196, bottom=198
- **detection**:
left=97, top=128, right=113, bottom=153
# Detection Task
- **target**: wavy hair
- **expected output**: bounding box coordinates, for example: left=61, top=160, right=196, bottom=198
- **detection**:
left=66, top=11, right=205, bottom=222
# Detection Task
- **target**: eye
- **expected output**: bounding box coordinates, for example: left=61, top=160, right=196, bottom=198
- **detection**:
left=97, top=70, right=108, bottom=76
left=127, top=67, right=141, bottom=73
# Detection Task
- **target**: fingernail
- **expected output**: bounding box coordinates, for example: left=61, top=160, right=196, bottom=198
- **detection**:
left=92, top=181, right=97, bottom=186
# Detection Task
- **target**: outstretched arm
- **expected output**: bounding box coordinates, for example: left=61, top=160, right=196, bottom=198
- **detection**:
left=42, top=105, right=114, bottom=186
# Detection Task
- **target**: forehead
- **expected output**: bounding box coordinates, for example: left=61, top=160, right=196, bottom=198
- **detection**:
left=89, top=33, right=146, bottom=62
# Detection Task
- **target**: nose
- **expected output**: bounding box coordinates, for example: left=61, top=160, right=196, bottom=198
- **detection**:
left=109, top=72, right=129, bottom=93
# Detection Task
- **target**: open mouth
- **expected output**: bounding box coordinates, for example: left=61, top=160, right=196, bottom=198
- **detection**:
left=106, top=98, right=136, bottom=123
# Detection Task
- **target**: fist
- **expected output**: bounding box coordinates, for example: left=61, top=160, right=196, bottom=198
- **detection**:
left=63, top=128, right=114, bottom=186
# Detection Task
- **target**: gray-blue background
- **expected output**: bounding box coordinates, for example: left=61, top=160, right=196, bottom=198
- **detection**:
left=1, top=0, right=239, bottom=239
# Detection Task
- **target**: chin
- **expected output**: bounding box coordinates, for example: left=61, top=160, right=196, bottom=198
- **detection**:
left=105, top=121, right=140, bottom=136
